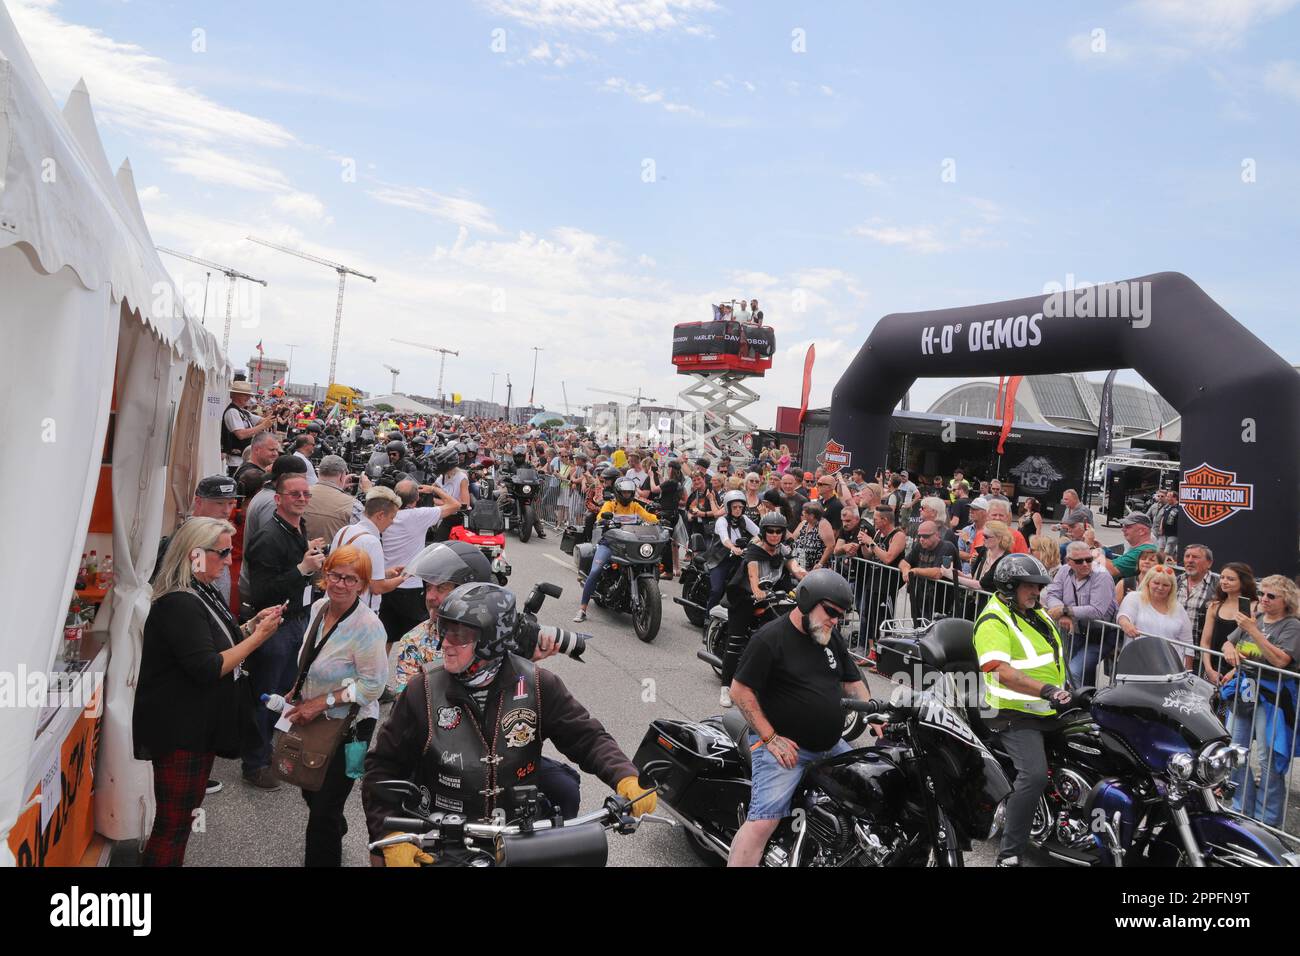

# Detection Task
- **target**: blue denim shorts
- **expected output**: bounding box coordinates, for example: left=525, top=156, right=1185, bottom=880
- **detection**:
left=746, top=733, right=851, bottom=821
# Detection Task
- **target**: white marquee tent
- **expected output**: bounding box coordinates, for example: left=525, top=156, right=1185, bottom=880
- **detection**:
left=0, top=2, right=230, bottom=864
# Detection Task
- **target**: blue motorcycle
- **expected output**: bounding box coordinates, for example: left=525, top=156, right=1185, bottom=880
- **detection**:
left=877, top=620, right=1298, bottom=867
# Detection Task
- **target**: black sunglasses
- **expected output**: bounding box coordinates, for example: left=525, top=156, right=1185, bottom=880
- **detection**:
left=820, top=602, right=846, bottom=620
left=204, top=547, right=234, bottom=559
left=1069, top=557, right=1091, bottom=565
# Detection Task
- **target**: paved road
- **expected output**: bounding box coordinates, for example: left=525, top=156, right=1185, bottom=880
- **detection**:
left=184, top=529, right=1066, bottom=867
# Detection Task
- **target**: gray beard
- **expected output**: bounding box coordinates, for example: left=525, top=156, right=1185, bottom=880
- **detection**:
left=812, top=623, right=833, bottom=646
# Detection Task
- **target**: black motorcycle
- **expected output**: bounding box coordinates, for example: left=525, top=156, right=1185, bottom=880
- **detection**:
left=368, top=780, right=669, bottom=867
left=573, top=515, right=672, bottom=642
left=875, top=618, right=1298, bottom=867
left=501, top=467, right=542, bottom=542
left=695, top=585, right=797, bottom=681
left=634, top=687, right=1010, bottom=866
left=673, top=532, right=712, bottom=628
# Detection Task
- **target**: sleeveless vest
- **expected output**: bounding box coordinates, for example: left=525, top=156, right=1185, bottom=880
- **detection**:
left=221, top=402, right=254, bottom=456
left=420, top=655, right=543, bottom=820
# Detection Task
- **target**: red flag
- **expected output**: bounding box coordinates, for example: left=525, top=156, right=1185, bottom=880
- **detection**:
left=994, top=375, right=1006, bottom=420
left=997, top=375, right=1023, bottom=455
left=255, top=340, right=264, bottom=353
left=798, top=344, right=816, bottom=425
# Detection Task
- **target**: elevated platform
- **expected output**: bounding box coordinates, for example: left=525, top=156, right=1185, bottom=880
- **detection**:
left=671, top=320, right=775, bottom=376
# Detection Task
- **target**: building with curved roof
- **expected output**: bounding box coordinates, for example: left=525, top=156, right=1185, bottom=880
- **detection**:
left=927, top=373, right=1181, bottom=441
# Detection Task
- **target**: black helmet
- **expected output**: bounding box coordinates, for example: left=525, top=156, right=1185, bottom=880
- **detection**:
left=405, top=541, right=493, bottom=587
left=992, top=553, right=1052, bottom=598
left=453, top=441, right=469, bottom=458
left=437, top=582, right=518, bottom=662
left=759, top=512, right=788, bottom=533
left=305, top=421, right=323, bottom=434
left=614, top=477, right=638, bottom=505
left=795, top=568, right=855, bottom=616
left=601, top=466, right=622, bottom=481
left=429, top=446, right=460, bottom=475
left=512, top=445, right=527, bottom=466
left=386, top=439, right=407, bottom=457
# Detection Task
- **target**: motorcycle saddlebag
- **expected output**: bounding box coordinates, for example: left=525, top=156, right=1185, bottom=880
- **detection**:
left=574, top=542, right=595, bottom=576
left=560, top=525, right=580, bottom=555
left=875, top=635, right=924, bottom=681
left=633, top=719, right=740, bottom=803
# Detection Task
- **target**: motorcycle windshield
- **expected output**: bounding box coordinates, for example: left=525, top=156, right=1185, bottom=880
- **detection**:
left=1113, top=637, right=1186, bottom=680
left=512, top=468, right=539, bottom=483
left=607, top=524, right=669, bottom=543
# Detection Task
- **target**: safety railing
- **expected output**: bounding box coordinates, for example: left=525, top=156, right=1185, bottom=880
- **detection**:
left=825, top=555, right=994, bottom=650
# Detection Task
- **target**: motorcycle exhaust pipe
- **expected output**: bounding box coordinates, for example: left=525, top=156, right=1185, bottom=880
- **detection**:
left=697, top=649, right=723, bottom=668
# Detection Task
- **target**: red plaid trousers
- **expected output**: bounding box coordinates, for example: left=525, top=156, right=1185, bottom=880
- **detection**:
left=142, top=749, right=215, bottom=867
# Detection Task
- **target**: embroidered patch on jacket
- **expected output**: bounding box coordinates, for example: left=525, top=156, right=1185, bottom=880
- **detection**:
left=500, top=707, right=538, bottom=748
left=437, top=706, right=462, bottom=730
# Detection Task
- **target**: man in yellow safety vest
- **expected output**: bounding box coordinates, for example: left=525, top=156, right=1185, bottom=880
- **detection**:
left=972, top=553, right=1072, bottom=867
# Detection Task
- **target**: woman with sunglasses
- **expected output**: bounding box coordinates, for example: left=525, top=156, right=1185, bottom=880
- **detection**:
left=1221, top=575, right=1300, bottom=827
left=134, top=517, right=285, bottom=865
left=719, top=513, right=807, bottom=706
left=285, top=544, right=390, bottom=866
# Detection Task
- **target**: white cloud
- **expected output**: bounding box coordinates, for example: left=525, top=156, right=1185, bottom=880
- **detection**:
left=163, top=147, right=291, bottom=193
left=8, top=0, right=297, bottom=149
left=1263, top=59, right=1300, bottom=101
left=367, top=185, right=502, bottom=233
left=477, top=0, right=718, bottom=36
left=850, top=220, right=947, bottom=254
left=273, top=191, right=330, bottom=223
left=1134, top=0, right=1299, bottom=50
left=846, top=171, right=886, bottom=188
left=137, top=185, right=165, bottom=202
left=819, top=84, right=835, bottom=96
left=524, top=39, right=593, bottom=66
left=600, top=76, right=701, bottom=115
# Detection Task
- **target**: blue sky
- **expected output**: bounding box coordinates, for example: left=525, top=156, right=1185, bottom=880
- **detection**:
left=9, top=0, right=1299, bottom=419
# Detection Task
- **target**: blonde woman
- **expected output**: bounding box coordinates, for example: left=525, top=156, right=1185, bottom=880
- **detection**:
left=134, top=517, right=284, bottom=866
left=1222, top=575, right=1300, bottom=827
left=1115, top=548, right=1161, bottom=605
left=1030, top=533, right=1062, bottom=575
left=1117, top=564, right=1191, bottom=644
left=743, top=471, right=763, bottom=523
left=966, top=520, right=1014, bottom=592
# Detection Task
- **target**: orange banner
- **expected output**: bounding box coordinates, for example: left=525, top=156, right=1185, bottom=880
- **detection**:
left=9, top=704, right=102, bottom=867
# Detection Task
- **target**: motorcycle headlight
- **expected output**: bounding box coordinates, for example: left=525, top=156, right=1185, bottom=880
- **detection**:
left=986, top=798, right=1007, bottom=841
left=1196, top=742, right=1247, bottom=787
left=639, top=543, right=655, bottom=558
left=521, top=485, right=532, bottom=494
left=1167, top=752, right=1195, bottom=782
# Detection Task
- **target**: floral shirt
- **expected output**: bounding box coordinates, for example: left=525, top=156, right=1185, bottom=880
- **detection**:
left=299, top=598, right=389, bottom=722
left=388, top=618, right=441, bottom=694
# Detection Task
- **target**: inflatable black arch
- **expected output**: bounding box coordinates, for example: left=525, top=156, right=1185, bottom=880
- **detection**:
left=830, top=272, right=1299, bottom=576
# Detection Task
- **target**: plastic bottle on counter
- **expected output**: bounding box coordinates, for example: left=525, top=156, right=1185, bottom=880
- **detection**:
left=97, top=555, right=114, bottom=590
left=86, top=551, right=98, bottom=582
left=76, top=554, right=88, bottom=590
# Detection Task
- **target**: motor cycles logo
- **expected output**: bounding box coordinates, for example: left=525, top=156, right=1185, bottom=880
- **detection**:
left=501, top=708, right=538, bottom=748
left=825, top=646, right=838, bottom=670
left=1007, top=455, right=1064, bottom=495
left=1179, top=463, right=1253, bottom=528
left=437, top=706, right=462, bottom=730
left=1162, top=688, right=1213, bottom=717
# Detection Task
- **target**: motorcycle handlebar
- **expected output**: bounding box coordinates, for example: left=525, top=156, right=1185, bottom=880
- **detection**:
left=841, top=697, right=887, bottom=714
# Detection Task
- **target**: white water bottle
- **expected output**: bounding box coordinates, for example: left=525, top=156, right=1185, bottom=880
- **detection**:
left=261, top=693, right=289, bottom=712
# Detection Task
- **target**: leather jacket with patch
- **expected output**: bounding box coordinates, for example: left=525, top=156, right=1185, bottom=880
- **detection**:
left=363, top=654, right=637, bottom=839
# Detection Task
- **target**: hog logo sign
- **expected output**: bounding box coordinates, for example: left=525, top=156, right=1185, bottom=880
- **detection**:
left=1179, top=463, right=1253, bottom=528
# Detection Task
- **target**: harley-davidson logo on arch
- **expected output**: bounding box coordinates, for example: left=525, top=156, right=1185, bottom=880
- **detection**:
left=1179, top=463, right=1253, bottom=528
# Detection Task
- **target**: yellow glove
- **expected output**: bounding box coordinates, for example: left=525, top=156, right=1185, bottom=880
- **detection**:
left=381, top=833, right=435, bottom=867
left=616, top=776, right=657, bottom=817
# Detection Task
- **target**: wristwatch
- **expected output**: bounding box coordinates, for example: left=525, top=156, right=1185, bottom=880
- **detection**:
left=325, top=692, right=336, bottom=708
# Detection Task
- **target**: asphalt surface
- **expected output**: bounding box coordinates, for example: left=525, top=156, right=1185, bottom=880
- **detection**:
left=183, top=527, right=1007, bottom=867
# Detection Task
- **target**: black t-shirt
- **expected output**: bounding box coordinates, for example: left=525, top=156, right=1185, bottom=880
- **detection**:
left=905, top=539, right=960, bottom=571
left=786, top=490, right=809, bottom=514
left=658, top=479, right=681, bottom=516
left=950, top=498, right=971, bottom=528
left=1160, top=506, right=1178, bottom=535
left=734, top=614, right=861, bottom=752
left=728, top=541, right=791, bottom=593
left=821, top=495, right=843, bottom=532
left=872, top=527, right=905, bottom=567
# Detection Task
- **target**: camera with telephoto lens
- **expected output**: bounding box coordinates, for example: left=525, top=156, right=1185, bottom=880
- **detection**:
left=510, top=582, right=589, bottom=661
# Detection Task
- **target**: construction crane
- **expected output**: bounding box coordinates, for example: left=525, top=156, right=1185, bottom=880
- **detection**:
left=245, top=236, right=377, bottom=387
left=589, top=386, right=657, bottom=405
left=382, top=363, right=401, bottom=394
left=561, top=380, right=571, bottom=416
left=156, top=247, right=267, bottom=354
left=392, top=339, right=459, bottom=407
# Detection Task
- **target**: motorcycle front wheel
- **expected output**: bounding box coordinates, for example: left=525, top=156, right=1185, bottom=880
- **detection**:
left=634, top=577, right=662, bottom=642
left=518, top=504, right=533, bottom=543
left=927, top=809, right=965, bottom=868
left=703, top=618, right=726, bottom=678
